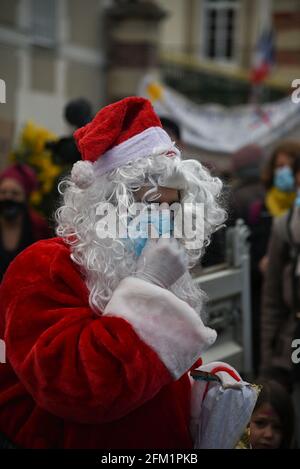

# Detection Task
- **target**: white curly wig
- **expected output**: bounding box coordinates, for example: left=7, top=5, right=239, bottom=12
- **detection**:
left=55, top=149, right=226, bottom=317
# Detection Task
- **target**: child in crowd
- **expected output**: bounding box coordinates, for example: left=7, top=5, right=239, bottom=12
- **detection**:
left=250, top=380, right=294, bottom=449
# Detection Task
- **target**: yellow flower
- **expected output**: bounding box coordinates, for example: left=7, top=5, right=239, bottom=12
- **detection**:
left=21, top=121, right=57, bottom=154
left=11, top=120, right=64, bottom=215
left=30, top=190, right=42, bottom=206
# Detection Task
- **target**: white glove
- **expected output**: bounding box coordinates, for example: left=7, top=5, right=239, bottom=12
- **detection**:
left=135, top=234, right=188, bottom=289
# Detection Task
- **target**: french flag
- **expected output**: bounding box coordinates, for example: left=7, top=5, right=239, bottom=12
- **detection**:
left=251, top=29, right=275, bottom=84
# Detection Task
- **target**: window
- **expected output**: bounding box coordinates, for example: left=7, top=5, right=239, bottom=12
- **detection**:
left=30, top=0, right=57, bottom=47
left=202, top=0, right=240, bottom=62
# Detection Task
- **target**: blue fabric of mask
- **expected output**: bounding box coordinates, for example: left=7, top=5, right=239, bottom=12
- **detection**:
left=274, top=166, right=295, bottom=192
left=128, top=210, right=174, bottom=257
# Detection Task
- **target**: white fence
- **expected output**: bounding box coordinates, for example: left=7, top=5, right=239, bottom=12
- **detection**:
left=193, top=220, right=253, bottom=377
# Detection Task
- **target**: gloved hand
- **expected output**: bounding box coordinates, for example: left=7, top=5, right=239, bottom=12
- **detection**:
left=135, top=234, right=188, bottom=289
left=128, top=209, right=174, bottom=257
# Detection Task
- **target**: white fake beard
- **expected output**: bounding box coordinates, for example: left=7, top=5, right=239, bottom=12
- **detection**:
left=75, top=226, right=206, bottom=318
left=57, top=152, right=224, bottom=320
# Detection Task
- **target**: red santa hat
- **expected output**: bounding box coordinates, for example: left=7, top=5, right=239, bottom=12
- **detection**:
left=71, top=97, right=175, bottom=189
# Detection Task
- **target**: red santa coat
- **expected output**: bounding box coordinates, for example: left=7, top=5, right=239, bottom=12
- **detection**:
left=0, top=238, right=216, bottom=448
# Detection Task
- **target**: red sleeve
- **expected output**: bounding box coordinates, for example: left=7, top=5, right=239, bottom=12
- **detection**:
left=0, top=239, right=172, bottom=424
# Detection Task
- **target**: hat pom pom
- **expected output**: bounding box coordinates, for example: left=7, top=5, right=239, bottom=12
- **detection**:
left=71, top=161, right=95, bottom=189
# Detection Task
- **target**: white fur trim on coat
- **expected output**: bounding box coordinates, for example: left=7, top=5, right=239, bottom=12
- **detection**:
left=103, top=277, right=217, bottom=379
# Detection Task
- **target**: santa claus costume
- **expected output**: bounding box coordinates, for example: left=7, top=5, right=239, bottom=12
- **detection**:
left=0, top=97, right=255, bottom=449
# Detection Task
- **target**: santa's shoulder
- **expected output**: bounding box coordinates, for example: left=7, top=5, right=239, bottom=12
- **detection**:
left=13, top=236, right=68, bottom=266
left=22, top=236, right=67, bottom=255
left=1, top=237, right=75, bottom=290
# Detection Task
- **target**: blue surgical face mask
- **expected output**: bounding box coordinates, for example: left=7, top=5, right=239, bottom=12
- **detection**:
left=128, top=209, right=174, bottom=257
left=274, top=166, right=295, bottom=192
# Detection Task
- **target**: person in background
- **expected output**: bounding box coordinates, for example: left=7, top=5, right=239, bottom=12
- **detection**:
left=248, top=142, right=300, bottom=374
left=230, top=144, right=265, bottom=224
left=261, top=141, right=300, bottom=218
left=250, top=141, right=300, bottom=275
left=260, top=155, right=300, bottom=446
left=45, top=98, right=93, bottom=224
left=0, top=163, right=51, bottom=282
left=250, top=380, right=294, bottom=449
left=47, top=98, right=93, bottom=168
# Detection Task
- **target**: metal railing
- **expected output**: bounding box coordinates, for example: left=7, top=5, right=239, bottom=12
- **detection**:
left=193, top=220, right=253, bottom=377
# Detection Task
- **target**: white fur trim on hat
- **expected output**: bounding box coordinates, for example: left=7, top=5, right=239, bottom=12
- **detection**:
left=93, top=127, right=173, bottom=176
left=71, top=160, right=95, bottom=189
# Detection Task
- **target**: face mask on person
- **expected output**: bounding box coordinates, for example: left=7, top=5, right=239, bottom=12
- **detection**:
left=128, top=209, right=175, bottom=257
left=0, top=200, right=26, bottom=221
left=274, top=166, right=295, bottom=192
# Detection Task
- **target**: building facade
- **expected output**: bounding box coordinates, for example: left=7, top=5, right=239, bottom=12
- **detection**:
left=157, top=0, right=300, bottom=95
left=1, top=0, right=300, bottom=168
left=0, top=0, right=106, bottom=168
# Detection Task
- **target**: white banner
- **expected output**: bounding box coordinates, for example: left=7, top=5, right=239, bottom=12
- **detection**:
left=139, top=76, right=300, bottom=153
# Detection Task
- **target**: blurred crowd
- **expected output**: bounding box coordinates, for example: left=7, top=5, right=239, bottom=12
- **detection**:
left=1, top=103, right=300, bottom=448
left=222, top=137, right=300, bottom=449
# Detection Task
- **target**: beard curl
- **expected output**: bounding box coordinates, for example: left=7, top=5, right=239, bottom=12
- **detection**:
left=55, top=152, right=226, bottom=316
